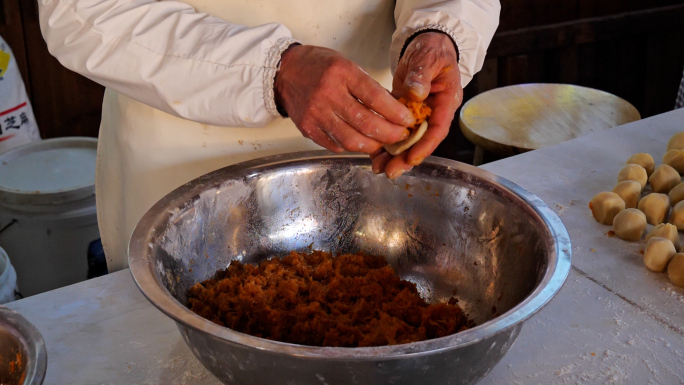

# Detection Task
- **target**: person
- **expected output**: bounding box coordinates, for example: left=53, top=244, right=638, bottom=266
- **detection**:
left=38, top=0, right=500, bottom=272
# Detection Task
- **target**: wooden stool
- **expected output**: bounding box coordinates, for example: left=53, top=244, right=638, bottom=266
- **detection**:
left=459, top=84, right=641, bottom=165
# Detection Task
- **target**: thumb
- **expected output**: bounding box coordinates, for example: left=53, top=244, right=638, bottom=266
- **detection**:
left=403, top=58, right=437, bottom=102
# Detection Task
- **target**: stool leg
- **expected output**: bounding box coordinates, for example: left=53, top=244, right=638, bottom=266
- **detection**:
left=473, top=145, right=485, bottom=166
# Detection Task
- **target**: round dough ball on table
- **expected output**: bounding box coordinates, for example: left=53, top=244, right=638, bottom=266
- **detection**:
left=646, top=223, right=681, bottom=250
left=638, top=193, right=670, bottom=225
left=612, top=180, right=642, bottom=209
left=589, top=192, right=625, bottom=225
left=649, top=164, right=680, bottom=193
left=670, top=200, right=684, bottom=231
left=668, top=182, right=684, bottom=206
left=643, top=237, right=676, bottom=272
left=626, top=153, right=655, bottom=176
left=668, top=253, right=684, bottom=287
left=663, top=149, right=684, bottom=174
left=667, top=132, right=684, bottom=151
left=612, top=209, right=647, bottom=241
left=617, top=164, right=648, bottom=190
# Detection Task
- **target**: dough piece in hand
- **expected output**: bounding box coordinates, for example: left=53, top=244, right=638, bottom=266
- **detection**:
left=383, top=121, right=428, bottom=156
left=638, top=193, right=670, bottom=225
left=617, top=164, right=647, bottom=190
left=612, top=180, right=642, bottom=209
left=670, top=200, right=684, bottom=231
left=612, top=209, right=647, bottom=241
left=649, top=164, right=680, bottom=194
left=668, top=182, right=684, bottom=206
left=589, top=192, right=625, bottom=225
left=667, top=253, right=684, bottom=287
left=663, top=149, right=684, bottom=174
left=626, top=153, right=655, bottom=176
left=643, top=237, right=676, bottom=272
left=646, top=223, right=680, bottom=250
left=667, top=132, right=684, bottom=151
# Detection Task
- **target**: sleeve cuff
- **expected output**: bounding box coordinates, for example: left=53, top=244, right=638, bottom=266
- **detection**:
left=263, top=37, right=301, bottom=118
left=399, top=24, right=461, bottom=63
left=394, top=24, right=461, bottom=72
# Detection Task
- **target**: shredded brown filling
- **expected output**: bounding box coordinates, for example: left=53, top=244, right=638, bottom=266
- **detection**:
left=187, top=251, right=474, bottom=347
left=398, top=97, right=431, bottom=130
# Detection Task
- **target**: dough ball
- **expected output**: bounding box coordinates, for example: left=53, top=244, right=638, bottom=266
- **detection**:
left=668, top=182, right=684, bottom=206
left=663, top=149, right=684, bottom=174
left=589, top=192, right=625, bottom=225
left=643, top=237, right=676, bottom=272
left=670, top=200, right=684, bottom=231
left=667, top=132, right=684, bottom=151
left=638, top=193, right=670, bottom=225
left=667, top=253, right=684, bottom=287
left=649, top=164, right=680, bottom=194
left=646, top=223, right=681, bottom=250
left=612, top=209, right=647, bottom=241
left=617, top=164, right=647, bottom=190
left=612, top=180, right=642, bottom=209
left=626, top=153, right=655, bottom=176
left=384, top=121, right=428, bottom=156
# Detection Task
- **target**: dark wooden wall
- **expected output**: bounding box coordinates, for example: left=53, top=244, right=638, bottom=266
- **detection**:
left=1, top=0, right=105, bottom=140
left=486, top=0, right=684, bottom=118
left=437, top=0, right=684, bottom=162
left=2, top=0, right=683, bottom=163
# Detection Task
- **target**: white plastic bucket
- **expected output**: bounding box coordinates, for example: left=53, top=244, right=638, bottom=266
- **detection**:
left=0, top=137, right=100, bottom=296
left=0, top=246, right=18, bottom=304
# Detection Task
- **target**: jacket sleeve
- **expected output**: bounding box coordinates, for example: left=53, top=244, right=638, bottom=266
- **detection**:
left=392, top=0, right=501, bottom=87
left=38, top=0, right=298, bottom=127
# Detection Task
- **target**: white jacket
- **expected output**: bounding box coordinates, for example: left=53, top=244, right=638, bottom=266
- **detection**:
left=38, top=0, right=500, bottom=271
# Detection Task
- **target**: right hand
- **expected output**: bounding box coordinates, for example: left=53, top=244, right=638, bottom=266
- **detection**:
left=275, top=45, right=415, bottom=154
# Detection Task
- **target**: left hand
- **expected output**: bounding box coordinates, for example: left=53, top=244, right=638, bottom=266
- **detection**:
left=371, top=31, right=462, bottom=179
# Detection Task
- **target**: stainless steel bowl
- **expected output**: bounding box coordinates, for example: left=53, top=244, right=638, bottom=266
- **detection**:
left=0, top=307, right=47, bottom=385
left=129, top=151, right=571, bottom=385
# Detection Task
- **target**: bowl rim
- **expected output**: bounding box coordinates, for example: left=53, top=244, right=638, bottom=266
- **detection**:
left=128, top=151, right=572, bottom=359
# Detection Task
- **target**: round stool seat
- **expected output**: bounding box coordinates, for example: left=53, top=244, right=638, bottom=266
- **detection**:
left=459, top=84, right=641, bottom=157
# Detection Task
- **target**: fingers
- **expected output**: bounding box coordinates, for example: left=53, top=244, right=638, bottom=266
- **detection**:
left=404, top=89, right=459, bottom=165
left=322, top=113, right=383, bottom=154
left=335, top=97, right=411, bottom=145
left=393, top=35, right=462, bottom=167
left=369, top=33, right=463, bottom=176
left=384, top=152, right=414, bottom=179
left=300, top=124, right=344, bottom=153
left=370, top=150, right=414, bottom=179
left=280, top=45, right=445, bottom=156
left=403, top=60, right=440, bottom=102
left=348, top=72, right=416, bottom=128
left=393, top=32, right=459, bottom=102
left=371, top=151, right=392, bottom=174
left=396, top=44, right=441, bottom=102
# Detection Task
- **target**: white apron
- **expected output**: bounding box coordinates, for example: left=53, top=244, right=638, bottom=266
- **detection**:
left=98, top=0, right=397, bottom=271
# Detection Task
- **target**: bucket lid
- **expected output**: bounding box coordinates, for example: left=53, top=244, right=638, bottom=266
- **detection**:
left=0, top=137, right=97, bottom=206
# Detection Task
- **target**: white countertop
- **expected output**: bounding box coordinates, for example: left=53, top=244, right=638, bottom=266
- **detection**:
left=7, top=108, right=684, bottom=385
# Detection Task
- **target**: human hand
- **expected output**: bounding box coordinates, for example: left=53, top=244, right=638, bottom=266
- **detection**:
left=275, top=45, right=415, bottom=154
left=371, top=32, right=462, bottom=179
